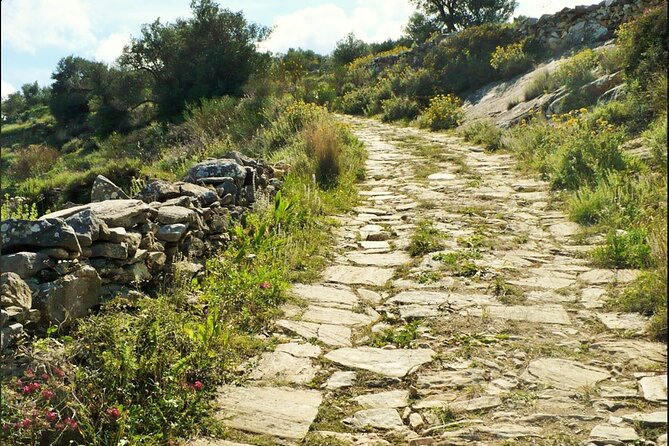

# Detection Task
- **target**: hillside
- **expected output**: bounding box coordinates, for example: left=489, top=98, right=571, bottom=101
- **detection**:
left=1, top=0, right=667, bottom=445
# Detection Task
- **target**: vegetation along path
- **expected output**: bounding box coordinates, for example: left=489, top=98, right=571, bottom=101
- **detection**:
left=192, top=116, right=667, bottom=446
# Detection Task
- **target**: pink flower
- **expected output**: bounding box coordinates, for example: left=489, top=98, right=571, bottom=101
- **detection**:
left=45, top=411, right=58, bottom=423
left=55, top=422, right=65, bottom=431
left=21, top=418, right=31, bottom=428
left=69, top=421, right=78, bottom=431
left=106, top=407, right=121, bottom=420
left=259, top=281, right=271, bottom=289
left=22, top=385, right=32, bottom=395
left=42, top=390, right=55, bottom=400
left=2, top=423, right=10, bottom=432
left=30, top=382, right=41, bottom=391
left=41, top=373, right=50, bottom=381
left=53, top=367, right=65, bottom=378
left=192, top=380, right=203, bottom=391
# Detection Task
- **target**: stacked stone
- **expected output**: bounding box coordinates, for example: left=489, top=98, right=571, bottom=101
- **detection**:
left=1, top=152, right=278, bottom=348
left=516, top=0, right=663, bottom=52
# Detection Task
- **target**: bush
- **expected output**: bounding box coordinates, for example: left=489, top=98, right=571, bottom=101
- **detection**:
left=591, top=228, right=653, bottom=269
left=418, top=94, right=464, bottom=131
left=523, top=69, right=552, bottom=100
left=380, top=96, right=420, bottom=122
left=304, top=119, right=342, bottom=189
left=8, top=145, right=60, bottom=180
left=490, top=41, right=533, bottom=77
left=616, top=4, right=668, bottom=90
left=554, top=48, right=598, bottom=93
left=340, top=87, right=374, bottom=115
left=462, top=120, right=504, bottom=151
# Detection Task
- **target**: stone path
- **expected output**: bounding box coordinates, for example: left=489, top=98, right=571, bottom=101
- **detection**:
left=191, top=117, right=667, bottom=445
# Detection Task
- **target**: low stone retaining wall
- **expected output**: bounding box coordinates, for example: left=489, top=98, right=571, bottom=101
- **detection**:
left=1, top=152, right=281, bottom=347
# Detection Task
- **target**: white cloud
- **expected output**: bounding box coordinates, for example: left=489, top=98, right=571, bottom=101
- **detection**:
left=259, top=0, right=414, bottom=55
left=1, top=0, right=96, bottom=53
left=94, top=32, right=131, bottom=64
left=1, top=80, right=17, bottom=99
left=515, top=0, right=601, bottom=18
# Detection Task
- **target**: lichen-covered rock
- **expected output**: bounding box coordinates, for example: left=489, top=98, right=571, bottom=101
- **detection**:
left=175, top=182, right=219, bottom=207
left=1, top=218, right=81, bottom=255
left=90, top=175, right=129, bottom=202
left=34, top=265, right=101, bottom=324
left=157, top=206, right=197, bottom=225
left=42, top=200, right=150, bottom=229
left=139, top=180, right=181, bottom=202
left=64, top=209, right=106, bottom=247
left=1, top=272, right=32, bottom=311
left=185, top=159, right=247, bottom=185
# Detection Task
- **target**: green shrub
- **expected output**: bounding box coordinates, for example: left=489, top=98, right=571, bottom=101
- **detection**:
left=340, top=87, right=374, bottom=115
left=380, top=96, right=420, bottom=122
left=616, top=4, right=668, bottom=90
left=423, top=23, right=517, bottom=95
left=408, top=220, right=445, bottom=256
left=523, top=69, right=553, bottom=100
left=644, top=116, right=668, bottom=173
left=462, top=120, right=504, bottom=151
left=554, top=48, right=598, bottom=93
left=591, top=228, right=653, bottom=269
left=490, top=41, right=533, bottom=77
left=418, top=94, right=464, bottom=131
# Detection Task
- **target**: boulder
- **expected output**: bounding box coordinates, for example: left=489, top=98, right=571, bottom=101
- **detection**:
left=90, top=175, right=129, bottom=202
left=42, top=200, right=150, bottom=229
left=34, top=265, right=101, bottom=324
left=185, top=159, right=247, bottom=185
left=139, top=180, right=181, bottom=202
left=157, top=224, right=188, bottom=242
left=1, top=252, right=54, bottom=279
left=1, top=272, right=32, bottom=311
left=64, top=209, right=105, bottom=247
left=1, top=218, right=81, bottom=255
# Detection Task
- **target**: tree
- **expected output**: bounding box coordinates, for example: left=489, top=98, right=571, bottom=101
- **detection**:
left=1, top=92, right=27, bottom=123
left=331, top=33, right=370, bottom=66
left=49, top=56, right=103, bottom=128
left=410, top=0, right=517, bottom=32
left=405, top=11, right=443, bottom=42
left=120, top=0, right=270, bottom=118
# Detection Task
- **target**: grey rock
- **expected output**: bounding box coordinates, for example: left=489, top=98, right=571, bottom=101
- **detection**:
left=42, top=200, right=150, bottom=229
left=324, top=371, right=357, bottom=390
left=0, top=252, right=53, bottom=279
left=1, top=218, right=81, bottom=254
left=90, top=175, right=129, bottom=202
left=323, top=265, right=394, bottom=287
left=64, top=209, right=105, bottom=246
left=90, top=242, right=129, bottom=260
left=157, top=224, right=188, bottom=242
left=185, top=159, right=247, bottom=185
left=157, top=206, right=197, bottom=225
left=214, top=385, right=322, bottom=440
left=344, top=409, right=404, bottom=431
left=175, top=182, right=219, bottom=207
left=1, top=272, right=32, bottom=311
left=522, top=358, right=611, bottom=390
left=34, top=265, right=101, bottom=324
left=354, top=390, right=410, bottom=409
left=139, top=180, right=181, bottom=202
left=589, top=424, right=638, bottom=443
left=1, top=322, right=24, bottom=348
left=325, top=347, right=434, bottom=378
left=639, top=375, right=667, bottom=402
left=38, top=247, right=73, bottom=260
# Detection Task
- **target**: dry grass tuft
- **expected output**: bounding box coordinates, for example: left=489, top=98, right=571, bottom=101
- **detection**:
left=304, top=119, right=342, bottom=189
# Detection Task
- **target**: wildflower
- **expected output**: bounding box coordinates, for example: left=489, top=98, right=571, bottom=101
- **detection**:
left=45, top=411, right=58, bottom=423
left=193, top=380, right=204, bottom=391
left=42, top=390, right=55, bottom=400
left=25, top=368, right=34, bottom=377
left=23, top=385, right=32, bottom=395
left=30, top=382, right=41, bottom=391
left=53, top=367, right=65, bottom=378
left=55, top=422, right=65, bottom=431
left=2, top=423, right=10, bottom=433
left=259, top=281, right=271, bottom=289
left=41, top=373, right=50, bottom=381
left=21, top=418, right=31, bottom=428
left=106, top=407, right=121, bottom=420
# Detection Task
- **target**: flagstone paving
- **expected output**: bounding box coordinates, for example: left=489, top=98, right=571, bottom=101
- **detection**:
left=192, top=116, right=666, bottom=445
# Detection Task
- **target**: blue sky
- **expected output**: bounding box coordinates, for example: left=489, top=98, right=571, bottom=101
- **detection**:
left=1, top=0, right=599, bottom=98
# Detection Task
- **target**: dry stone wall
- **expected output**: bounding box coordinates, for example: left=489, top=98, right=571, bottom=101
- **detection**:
left=1, top=152, right=281, bottom=347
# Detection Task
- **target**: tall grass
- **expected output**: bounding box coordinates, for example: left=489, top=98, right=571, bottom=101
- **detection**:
left=304, top=119, right=342, bottom=189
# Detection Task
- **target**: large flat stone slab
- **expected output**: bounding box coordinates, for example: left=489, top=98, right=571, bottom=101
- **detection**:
left=291, top=284, right=359, bottom=310
left=639, top=375, right=667, bottom=402
left=346, top=252, right=411, bottom=267
left=590, top=340, right=667, bottom=369
left=323, top=265, right=394, bottom=286
left=325, top=347, right=434, bottom=378
left=388, top=291, right=491, bottom=309
left=276, top=319, right=351, bottom=347
left=302, top=305, right=376, bottom=326
left=508, top=276, right=575, bottom=290
left=214, top=386, right=322, bottom=439
left=522, top=358, right=610, bottom=390
left=474, top=304, right=571, bottom=325
left=344, top=409, right=404, bottom=431
left=596, top=312, right=647, bottom=331
left=248, top=343, right=321, bottom=385
left=354, top=390, right=410, bottom=409
left=590, top=425, right=639, bottom=443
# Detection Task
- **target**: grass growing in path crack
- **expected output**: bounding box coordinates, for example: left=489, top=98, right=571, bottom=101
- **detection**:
left=408, top=220, right=447, bottom=256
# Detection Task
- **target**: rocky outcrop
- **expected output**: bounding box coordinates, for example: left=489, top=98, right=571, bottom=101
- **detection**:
left=515, top=0, right=663, bottom=52
left=0, top=153, right=278, bottom=346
